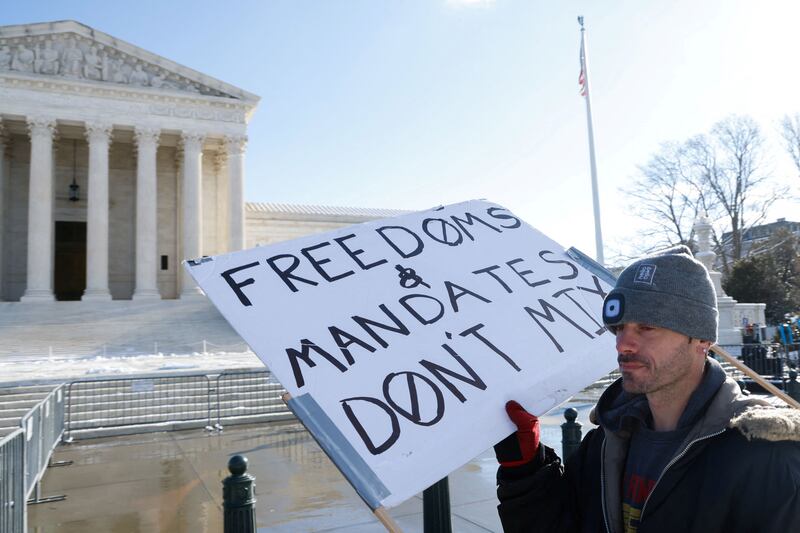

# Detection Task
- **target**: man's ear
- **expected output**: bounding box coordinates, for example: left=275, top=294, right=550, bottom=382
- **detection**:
left=696, top=340, right=712, bottom=356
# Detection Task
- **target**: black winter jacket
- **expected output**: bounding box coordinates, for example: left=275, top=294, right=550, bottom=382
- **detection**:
left=497, top=363, right=800, bottom=533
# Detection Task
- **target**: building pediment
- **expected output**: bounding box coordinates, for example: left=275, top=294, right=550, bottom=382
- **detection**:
left=0, top=20, right=258, bottom=104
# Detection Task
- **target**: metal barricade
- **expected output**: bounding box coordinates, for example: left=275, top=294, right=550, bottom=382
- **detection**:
left=741, top=344, right=784, bottom=378
left=0, top=428, right=25, bottom=533
left=19, top=385, right=67, bottom=501
left=19, top=406, right=41, bottom=499
left=775, top=343, right=799, bottom=367
left=65, top=374, right=212, bottom=440
left=716, top=344, right=786, bottom=377
left=215, top=370, right=290, bottom=429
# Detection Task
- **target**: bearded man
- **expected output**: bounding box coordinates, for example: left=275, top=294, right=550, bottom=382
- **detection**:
left=494, top=245, right=800, bottom=533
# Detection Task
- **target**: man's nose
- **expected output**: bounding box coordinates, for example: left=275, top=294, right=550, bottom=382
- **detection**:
left=616, top=326, right=637, bottom=354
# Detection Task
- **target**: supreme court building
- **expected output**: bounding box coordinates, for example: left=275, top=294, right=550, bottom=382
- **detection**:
left=0, top=20, right=400, bottom=304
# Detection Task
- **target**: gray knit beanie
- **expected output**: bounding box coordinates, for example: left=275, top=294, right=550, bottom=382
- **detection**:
left=602, top=245, right=718, bottom=342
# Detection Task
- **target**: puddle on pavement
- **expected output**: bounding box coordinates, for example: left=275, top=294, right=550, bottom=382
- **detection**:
left=29, top=418, right=543, bottom=531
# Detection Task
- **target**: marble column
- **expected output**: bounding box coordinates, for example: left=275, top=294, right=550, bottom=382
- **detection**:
left=213, top=151, right=228, bottom=254
left=82, top=122, right=113, bottom=301
left=225, top=135, right=247, bottom=252
left=180, top=131, right=205, bottom=297
left=133, top=126, right=161, bottom=300
left=0, top=122, right=6, bottom=300
left=21, top=117, right=57, bottom=302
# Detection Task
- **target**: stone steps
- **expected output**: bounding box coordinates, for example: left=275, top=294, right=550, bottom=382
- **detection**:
left=0, top=383, right=62, bottom=438
left=0, top=300, right=246, bottom=358
left=0, top=385, right=58, bottom=396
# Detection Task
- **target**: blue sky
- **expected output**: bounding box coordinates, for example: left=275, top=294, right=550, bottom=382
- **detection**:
left=5, top=1, right=799, bottom=262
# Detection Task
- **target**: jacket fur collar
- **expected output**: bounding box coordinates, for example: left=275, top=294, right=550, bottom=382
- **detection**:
left=730, top=406, right=800, bottom=442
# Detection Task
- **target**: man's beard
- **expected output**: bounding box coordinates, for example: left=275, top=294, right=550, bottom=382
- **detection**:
left=619, top=344, right=694, bottom=395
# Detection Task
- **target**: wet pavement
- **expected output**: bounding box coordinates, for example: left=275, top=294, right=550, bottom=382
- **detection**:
left=28, top=403, right=594, bottom=532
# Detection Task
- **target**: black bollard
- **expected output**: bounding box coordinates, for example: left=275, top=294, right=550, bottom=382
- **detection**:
left=787, top=370, right=800, bottom=403
left=423, top=477, right=452, bottom=533
left=223, top=455, right=257, bottom=533
left=561, top=408, right=582, bottom=460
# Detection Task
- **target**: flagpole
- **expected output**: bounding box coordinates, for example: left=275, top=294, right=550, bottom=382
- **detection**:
left=578, top=16, right=605, bottom=265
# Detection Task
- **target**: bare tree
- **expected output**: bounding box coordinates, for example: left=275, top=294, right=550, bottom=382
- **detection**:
left=625, top=115, right=788, bottom=274
left=780, top=113, right=800, bottom=178
left=690, top=116, right=787, bottom=273
left=624, top=141, right=700, bottom=251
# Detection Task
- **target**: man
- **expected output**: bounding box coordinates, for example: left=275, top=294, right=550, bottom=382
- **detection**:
left=495, top=246, right=800, bottom=533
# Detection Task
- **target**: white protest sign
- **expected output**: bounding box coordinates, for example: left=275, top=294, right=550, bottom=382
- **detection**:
left=185, top=200, right=617, bottom=509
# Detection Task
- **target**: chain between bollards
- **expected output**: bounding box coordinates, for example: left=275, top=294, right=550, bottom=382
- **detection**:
left=561, top=408, right=583, bottom=460
left=223, top=454, right=257, bottom=533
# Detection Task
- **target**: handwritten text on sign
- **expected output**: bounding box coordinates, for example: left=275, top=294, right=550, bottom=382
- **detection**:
left=186, top=200, right=617, bottom=507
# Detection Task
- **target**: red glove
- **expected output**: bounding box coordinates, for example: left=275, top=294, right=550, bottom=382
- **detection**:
left=493, top=400, right=541, bottom=468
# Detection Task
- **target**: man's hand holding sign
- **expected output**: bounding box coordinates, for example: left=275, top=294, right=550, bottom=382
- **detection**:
left=185, top=200, right=618, bottom=526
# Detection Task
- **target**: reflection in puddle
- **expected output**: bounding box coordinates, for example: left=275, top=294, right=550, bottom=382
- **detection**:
left=31, top=419, right=520, bottom=532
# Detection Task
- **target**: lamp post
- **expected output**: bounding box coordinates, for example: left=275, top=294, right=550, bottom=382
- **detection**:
left=68, top=138, right=79, bottom=202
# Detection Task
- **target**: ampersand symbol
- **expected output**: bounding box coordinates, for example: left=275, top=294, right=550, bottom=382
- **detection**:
left=395, top=264, right=431, bottom=289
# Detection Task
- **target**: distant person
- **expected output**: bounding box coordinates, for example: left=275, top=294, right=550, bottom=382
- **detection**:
left=494, top=245, right=800, bottom=532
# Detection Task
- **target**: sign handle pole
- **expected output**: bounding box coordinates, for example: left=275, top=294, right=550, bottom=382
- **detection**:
left=710, top=345, right=800, bottom=409
left=282, top=393, right=405, bottom=532
left=374, top=507, right=403, bottom=533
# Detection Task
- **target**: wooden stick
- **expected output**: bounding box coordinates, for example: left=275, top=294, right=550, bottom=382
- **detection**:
left=711, top=345, right=800, bottom=409
left=282, top=392, right=404, bottom=532
left=374, top=507, right=403, bottom=533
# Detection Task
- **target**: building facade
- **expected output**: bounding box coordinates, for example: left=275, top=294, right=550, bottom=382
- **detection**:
left=245, top=203, right=407, bottom=249
left=0, top=20, right=258, bottom=301
left=0, top=21, right=407, bottom=304
left=720, top=217, right=800, bottom=260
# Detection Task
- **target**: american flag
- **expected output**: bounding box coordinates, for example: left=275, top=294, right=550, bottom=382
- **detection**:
left=578, top=33, right=587, bottom=97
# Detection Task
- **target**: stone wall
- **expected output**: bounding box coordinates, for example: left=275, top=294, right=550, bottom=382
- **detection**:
left=246, top=216, right=360, bottom=248
left=107, top=141, right=135, bottom=299
left=156, top=146, right=179, bottom=299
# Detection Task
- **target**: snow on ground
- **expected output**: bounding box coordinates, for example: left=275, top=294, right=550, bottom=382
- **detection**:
left=1, top=349, right=786, bottom=410
left=0, top=350, right=265, bottom=386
